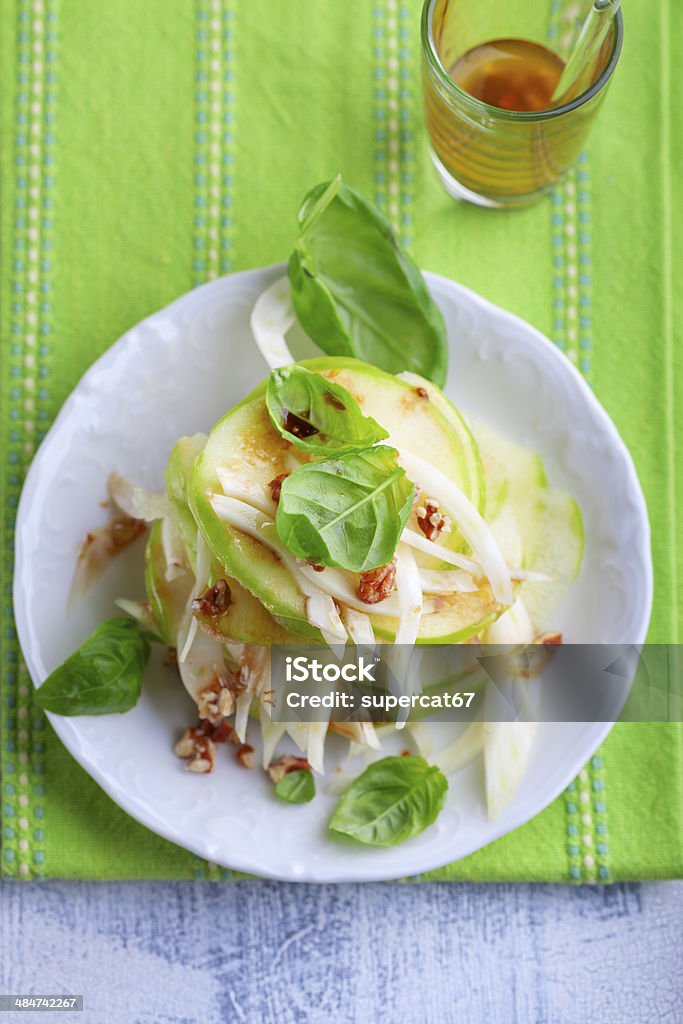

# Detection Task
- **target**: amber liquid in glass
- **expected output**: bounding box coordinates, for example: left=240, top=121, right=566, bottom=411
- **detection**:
left=449, top=38, right=565, bottom=112
left=423, top=36, right=584, bottom=201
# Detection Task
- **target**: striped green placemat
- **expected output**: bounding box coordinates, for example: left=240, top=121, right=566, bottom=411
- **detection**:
left=1, top=0, right=681, bottom=881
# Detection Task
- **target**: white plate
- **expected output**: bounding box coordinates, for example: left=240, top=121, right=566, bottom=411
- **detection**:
left=14, top=265, right=652, bottom=882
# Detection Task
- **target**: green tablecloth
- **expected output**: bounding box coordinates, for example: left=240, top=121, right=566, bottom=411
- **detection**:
left=1, top=0, right=681, bottom=881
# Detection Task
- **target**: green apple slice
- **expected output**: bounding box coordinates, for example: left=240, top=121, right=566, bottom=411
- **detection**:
left=474, top=422, right=584, bottom=631
left=145, top=518, right=303, bottom=647
left=144, top=519, right=193, bottom=645
left=398, top=370, right=486, bottom=516
left=164, top=433, right=207, bottom=570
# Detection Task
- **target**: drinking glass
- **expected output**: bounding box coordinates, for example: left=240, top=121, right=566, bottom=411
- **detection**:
left=421, top=0, right=623, bottom=208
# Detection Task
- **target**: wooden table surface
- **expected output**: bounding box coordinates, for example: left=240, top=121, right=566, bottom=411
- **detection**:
left=1, top=880, right=681, bottom=1023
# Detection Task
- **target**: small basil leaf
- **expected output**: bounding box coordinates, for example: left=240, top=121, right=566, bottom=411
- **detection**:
left=266, top=365, right=388, bottom=454
left=329, top=755, right=448, bottom=846
left=35, top=617, right=150, bottom=715
left=288, top=178, right=448, bottom=386
left=274, top=769, right=316, bottom=804
left=275, top=445, right=414, bottom=571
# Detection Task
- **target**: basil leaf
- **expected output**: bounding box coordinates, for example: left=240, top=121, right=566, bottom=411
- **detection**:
left=288, top=177, right=448, bottom=386
left=274, top=769, right=316, bottom=804
left=266, top=365, right=388, bottom=454
left=275, top=445, right=414, bottom=571
left=35, top=617, right=150, bottom=715
left=329, top=755, right=448, bottom=846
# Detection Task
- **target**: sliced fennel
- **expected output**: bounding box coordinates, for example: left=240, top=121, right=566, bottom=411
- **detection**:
left=484, top=720, right=538, bottom=821
left=434, top=722, right=485, bottom=775
left=160, top=515, right=188, bottom=583
left=250, top=276, right=295, bottom=370
left=395, top=446, right=513, bottom=605
left=178, top=530, right=211, bottom=664
left=341, top=607, right=376, bottom=645
left=482, top=597, right=537, bottom=820
left=115, top=598, right=160, bottom=637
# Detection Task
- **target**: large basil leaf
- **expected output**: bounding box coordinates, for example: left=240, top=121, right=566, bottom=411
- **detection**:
left=35, top=617, right=151, bottom=715
left=266, top=365, right=388, bottom=454
left=275, top=446, right=414, bottom=571
left=288, top=177, right=448, bottom=386
left=329, top=755, right=448, bottom=846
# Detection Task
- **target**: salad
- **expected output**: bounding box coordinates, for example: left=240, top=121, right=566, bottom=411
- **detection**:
left=35, top=178, right=583, bottom=847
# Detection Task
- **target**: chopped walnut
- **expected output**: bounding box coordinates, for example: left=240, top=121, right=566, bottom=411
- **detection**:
left=217, top=687, right=235, bottom=717
left=415, top=386, right=429, bottom=399
left=174, top=728, right=216, bottom=773
left=535, top=632, right=563, bottom=645
left=174, top=730, right=197, bottom=759
left=358, top=559, right=397, bottom=605
left=226, top=665, right=249, bottom=697
left=416, top=498, right=451, bottom=541
left=267, top=754, right=312, bottom=785
left=192, top=579, right=231, bottom=619
left=268, top=473, right=289, bottom=504
left=202, top=717, right=236, bottom=745
left=197, top=674, right=237, bottom=724
left=236, top=743, right=255, bottom=769
left=307, top=562, right=325, bottom=573
left=197, top=684, right=221, bottom=725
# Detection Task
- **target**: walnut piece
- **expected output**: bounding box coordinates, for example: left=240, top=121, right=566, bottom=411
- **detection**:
left=358, top=559, right=397, bottom=605
left=192, top=579, right=231, bottom=619
left=197, top=675, right=237, bottom=725
left=267, top=754, right=312, bottom=785
left=535, top=632, right=563, bottom=645
left=174, top=728, right=216, bottom=773
left=268, top=473, right=289, bottom=504
left=236, top=744, right=255, bottom=769
left=416, top=498, right=451, bottom=542
left=202, top=718, right=237, bottom=745
left=174, top=730, right=197, bottom=759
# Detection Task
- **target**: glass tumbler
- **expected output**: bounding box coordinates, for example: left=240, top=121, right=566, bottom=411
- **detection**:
left=421, top=0, right=623, bottom=208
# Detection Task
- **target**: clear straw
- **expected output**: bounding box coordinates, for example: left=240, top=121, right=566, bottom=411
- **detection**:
left=551, top=0, right=623, bottom=104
